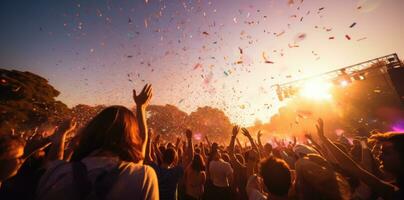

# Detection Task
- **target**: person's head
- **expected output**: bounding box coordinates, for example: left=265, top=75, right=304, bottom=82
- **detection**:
left=295, top=154, right=350, bottom=200
left=159, top=145, right=166, bottom=153
left=350, top=140, right=362, bottom=163
left=0, top=135, right=25, bottom=181
left=293, top=144, right=319, bottom=158
left=221, top=152, right=230, bottom=163
left=162, top=147, right=177, bottom=166
left=167, top=142, right=175, bottom=149
left=260, top=156, right=291, bottom=197
left=370, top=132, right=404, bottom=176
left=264, top=143, right=273, bottom=155
left=210, top=146, right=221, bottom=161
left=245, top=149, right=259, bottom=164
left=71, top=106, right=144, bottom=163
left=194, top=147, right=201, bottom=154
left=191, top=154, right=205, bottom=172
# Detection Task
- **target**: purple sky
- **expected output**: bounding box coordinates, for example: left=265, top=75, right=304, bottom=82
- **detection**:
left=1, top=0, right=403, bottom=125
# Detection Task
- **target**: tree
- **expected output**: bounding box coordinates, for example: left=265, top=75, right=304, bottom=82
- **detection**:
left=146, top=104, right=188, bottom=137
left=0, top=68, right=70, bottom=135
left=187, top=106, right=233, bottom=144
left=70, top=104, right=106, bottom=128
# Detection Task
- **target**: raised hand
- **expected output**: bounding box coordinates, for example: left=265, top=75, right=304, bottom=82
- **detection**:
left=148, top=128, right=154, bottom=139
left=153, top=133, right=160, bottom=144
left=23, top=135, right=51, bottom=160
left=241, top=128, right=252, bottom=138
left=316, top=118, right=325, bottom=139
left=51, top=118, right=77, bottom=142
left=232, top=125, right=240, bottom=137
left=185, top=129, right=193, bottom=139
left=257, top=130, right=262, bottom=138
left=133, top=84, right=153, bottom=107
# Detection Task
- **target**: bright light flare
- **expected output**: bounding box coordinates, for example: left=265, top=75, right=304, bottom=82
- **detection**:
left=300, top=80, right=332, bottom=100
left=340, top=80, right=349, bottom=87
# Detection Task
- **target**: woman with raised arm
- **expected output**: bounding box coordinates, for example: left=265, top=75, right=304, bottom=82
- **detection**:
left=36, top=84, right=159, bottom=200
left=228, top=126, right=262, bottom=200
left=184, top=152, right=206, bottom=200
left=315, top=118, right=403, bottom=200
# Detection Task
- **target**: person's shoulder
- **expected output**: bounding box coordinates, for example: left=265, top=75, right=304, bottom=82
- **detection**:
left=222, top=160, right=232, bottom=167
left=174, top=165, right=184, bottom=175
left=120, top=161, right=152, bottom=174
left=118, top=162, right=158, bottom=183
left=40, top=160, right=70, bottom=180
left=44, top=159, right=69, bottom=170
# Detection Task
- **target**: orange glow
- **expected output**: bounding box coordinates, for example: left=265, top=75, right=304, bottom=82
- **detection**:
left=299, top=80, right=332, bottom=100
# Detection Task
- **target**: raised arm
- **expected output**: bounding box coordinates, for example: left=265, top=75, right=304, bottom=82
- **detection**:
left=47, top=119, right=76, bottom=161
left=133, top=84, right=153, bottom=154
left=185, top=129, right=194, bottom=165
left=229, top=125, right=246, bottom=170
left=257, top=130, right=264, bottom=152
left=241, top=128, right=259, bottom=153
left=145, top=128, right=154, bottom=163
left=236, top=137, right=242, bottom=150
left=200, top=142, right=207, bottom=163
left=152, top=134, right=162, bottom=163
left=204, top=135, right=212, bottom=149
left=316, top=119, right=397, bottom=200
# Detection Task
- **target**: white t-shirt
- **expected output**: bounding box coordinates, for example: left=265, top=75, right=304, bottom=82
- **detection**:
left=209, top=159, right=233, bottom=187
left=36, top=156, right=159, bottom=200
left=246, top=174, right=267, bottom=200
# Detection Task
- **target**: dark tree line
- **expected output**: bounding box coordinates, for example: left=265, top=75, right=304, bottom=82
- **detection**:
left=0, top=69, right=233, bottom=141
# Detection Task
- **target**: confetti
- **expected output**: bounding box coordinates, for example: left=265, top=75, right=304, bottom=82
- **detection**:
left=288, top=43, right=299, bottom=48
left=262, top=52, right=274, bottom=64
left=238, top=47, right=243, bottom=54
left=294, top=33, right=307, bottom=43
left=328, top=36, right=335, bottom=40
left=202, top=31, right=209, bottom=36
left=349, top=22, right=357, bottom=28
left=276, top=30, right=285, bottom=37
left=345, top=34, right=351, bottom=40
left=193, top=63, right=202, bottom=70
left=144, top=19, right=148, bottom=28
left=357, top=37, right=367, bottom=41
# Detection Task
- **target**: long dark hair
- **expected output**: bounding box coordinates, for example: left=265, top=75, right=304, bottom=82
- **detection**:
left=71, top=106, right=144, bottom=163
left=191, top=154, right=205, bottom=172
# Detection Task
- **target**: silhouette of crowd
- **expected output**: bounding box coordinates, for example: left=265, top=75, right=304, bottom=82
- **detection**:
left=1, top=84, right=403, bottom=200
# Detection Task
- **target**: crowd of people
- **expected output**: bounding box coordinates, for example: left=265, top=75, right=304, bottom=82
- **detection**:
left=0, top=84, right=403, bottom=200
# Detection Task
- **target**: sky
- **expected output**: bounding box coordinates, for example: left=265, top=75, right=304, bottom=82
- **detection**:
left=1, top=0, right=403, bottom=126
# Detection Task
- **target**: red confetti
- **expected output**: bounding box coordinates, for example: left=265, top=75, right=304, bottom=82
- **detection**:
left=345, top=35, right=351, bottom=40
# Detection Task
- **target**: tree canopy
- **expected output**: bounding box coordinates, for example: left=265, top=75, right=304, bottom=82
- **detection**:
left=0, top=68, right=71, bottom=134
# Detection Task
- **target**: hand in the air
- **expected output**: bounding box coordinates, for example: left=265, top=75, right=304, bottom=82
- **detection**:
left=133, top=84, right=153, bottom=106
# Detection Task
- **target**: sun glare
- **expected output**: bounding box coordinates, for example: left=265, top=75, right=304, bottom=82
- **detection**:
left=300, top=80, right=332, bottom=100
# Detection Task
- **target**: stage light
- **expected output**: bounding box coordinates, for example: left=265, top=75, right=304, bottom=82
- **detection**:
left=300, top=80, right=332, bottom=100
left=353, top=73, right=366, bottom=81
left=340, top=80, right=349, bottom=87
